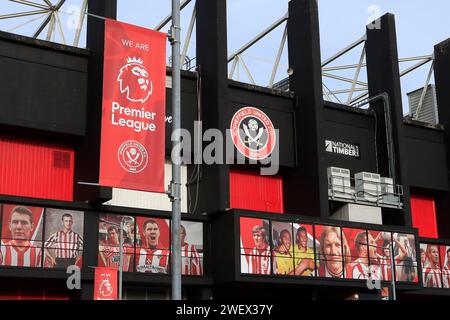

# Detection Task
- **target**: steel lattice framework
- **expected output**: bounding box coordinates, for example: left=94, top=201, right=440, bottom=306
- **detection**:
left=0, top=0, right=435, bottom=117
left=0, top=0, right=87, bottom=46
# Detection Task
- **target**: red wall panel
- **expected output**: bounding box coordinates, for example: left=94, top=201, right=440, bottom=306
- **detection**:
left=0, top=137, right=74, bottom=201
left=229, top=169, right=284, bottom=213
left=411, top=192, right=438, bottom=238
left=0, top=281, right=70, bottom=300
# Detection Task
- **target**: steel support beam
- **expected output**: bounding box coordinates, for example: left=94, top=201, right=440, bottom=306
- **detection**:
left=9, top=0, right=48, bottom=10
left=180, top=5, right=196, bottom=66
left=414, top=62, right=434, bottom=120
left=73, top=0, right=88, bottom=47
left=0, top=9, right=48, bottom=20
left=155, top=0, right=192, bottom=31
left=228, top=13, right=288, bottom=63
left=400, top=57, right=432, bottom=77
left=269, top=24, right=288, bottom=88
left=321, top=35, right=366, bottom=67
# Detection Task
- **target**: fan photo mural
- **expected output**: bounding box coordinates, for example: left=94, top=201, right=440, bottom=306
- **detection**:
left=393, top=233, right=418, bottom=283
left=368, top=230, right=394, bottom=282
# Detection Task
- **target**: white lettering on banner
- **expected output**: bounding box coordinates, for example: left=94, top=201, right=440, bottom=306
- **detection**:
left=121, top=39, right=150, bottom=51
left=325, top=139, right=360, bottom=158
left=111, top=102, right=157, bottom=133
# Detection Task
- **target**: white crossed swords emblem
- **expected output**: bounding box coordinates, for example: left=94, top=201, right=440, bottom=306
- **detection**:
left=126, top=147, right=141, bottom=165
left=243, top=118, right=264, bottom=148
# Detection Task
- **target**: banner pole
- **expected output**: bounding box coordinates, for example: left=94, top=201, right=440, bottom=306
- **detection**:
left=119, top=219, right=124, bottom=300
left=170, top=0, right=182, bottom=300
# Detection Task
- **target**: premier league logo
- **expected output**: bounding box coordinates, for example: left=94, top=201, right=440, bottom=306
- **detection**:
left=99, top=279, right=113, bottom=298
left=118, top=140, right=149, bottom=173
left=230, top=107, right=276, bottom=160
left=117, top=56, right=153, bottom=103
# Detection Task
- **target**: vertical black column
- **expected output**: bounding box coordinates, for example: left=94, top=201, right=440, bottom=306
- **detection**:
left=195, top=0, right=230, bottom=213
left=80, top=209, right=99, bottom=300
left=73, top=0, right=116, bottom=203
left=284, top=0, right=329, bottom=218
left=365, top=14, right=412, bottom=226
left=78, top=1, right=116, bottom=299
left=433, top=39, right=450, bottom=238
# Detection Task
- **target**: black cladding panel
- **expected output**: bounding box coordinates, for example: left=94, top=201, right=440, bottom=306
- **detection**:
left=0, top=32, right=88, bottom=136
left=227, top=83, right=296, bottom=168
left=165, top=73, right=198, bottom=153
left=322, top=104, right=378, bottom=175
left=403, top=123, right=448, bottom=191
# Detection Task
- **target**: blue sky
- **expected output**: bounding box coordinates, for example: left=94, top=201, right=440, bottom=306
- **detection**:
left=1, top=0, right=448, bottom=112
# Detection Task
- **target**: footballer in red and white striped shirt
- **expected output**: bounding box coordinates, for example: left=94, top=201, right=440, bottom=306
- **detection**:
left=136, top=247, right=169, bottom=273
left=247, top=225, right=271, bottom=275
left=98, top=225, right=132, bottom=271
left=180, top=225, right=203, bottom=276
left=0, top=240, right=41, bottom=267
left=443, top=248, right=450, bottom=288
left=44, top=213, right=83, bottom=268
left=249, top=246, right=271, bottom=275
left=135, top=219, right=169, bottom=274
left=349, top=232, right=382, bottom=280
left=423, top=245, right=442, bottom=288
left=423, top=266, right=442, bottom=288
left=0, top=206, right=41, bottom=268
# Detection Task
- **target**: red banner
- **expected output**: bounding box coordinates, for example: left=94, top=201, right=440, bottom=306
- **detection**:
left=99, top=19, right=166, bottom=192
left=94, top=267, right=118, bottom=300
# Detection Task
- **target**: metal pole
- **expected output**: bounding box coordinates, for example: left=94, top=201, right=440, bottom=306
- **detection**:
left=390, top=243, right=397, bottom=301
left=119, top=219, right=124, bottom=300
left=170, top=0, right=182, bottom=301
left=155, top=0, right=192, bottom=31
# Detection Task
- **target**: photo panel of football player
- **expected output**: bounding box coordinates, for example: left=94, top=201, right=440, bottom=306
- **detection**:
left=98, top=214, right=135, bottom=272
left=393, top=233, right=418, bottom=283
left=440, top=245, right=450, bottom=289
left=315, top=225, right=349, bottom=278
left=292, top=223, right=316, bottom=277
left=343, top=228, right=377, bottom=280
left=420, top=247, right=427, bottom=269
left=0, top=204, right=44, bottom=268
left=368, top=231, right=394, bottom=281
left=421, top=243, right=442, bottom=288
left=240, top=217, right=271, bottom=275
left=135, top=217, right=170, bottom=274
left=43, top=209, right=84, bottom=269
left=180, top=221, right=203, bottom=276
left=271, top=221, right=294, bottom=275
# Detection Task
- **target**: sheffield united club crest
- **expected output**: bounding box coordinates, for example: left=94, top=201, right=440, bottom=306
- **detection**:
left=117, top=140, right=149, bottom=173
left=230, top=107, right=276, bottom=160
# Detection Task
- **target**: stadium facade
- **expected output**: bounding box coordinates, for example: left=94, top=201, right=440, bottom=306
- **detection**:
left=0, top=0, right=450, bottom=300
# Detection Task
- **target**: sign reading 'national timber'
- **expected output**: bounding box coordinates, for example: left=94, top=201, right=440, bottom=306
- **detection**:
left=99, top=19, right=166, bottom=192
left=325, top=140, right=360, bottom=158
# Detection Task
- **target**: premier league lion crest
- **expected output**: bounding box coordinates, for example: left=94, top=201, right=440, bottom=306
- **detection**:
left=230, top=107, right=276, bottom=160
left=99, top=279, right=113, bottom=298
left=117, top=56, right=153, bottom=103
